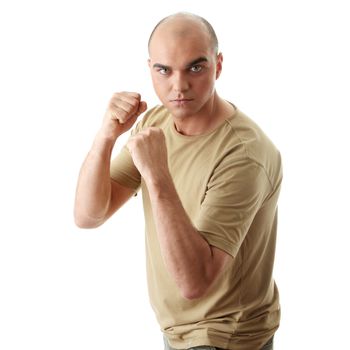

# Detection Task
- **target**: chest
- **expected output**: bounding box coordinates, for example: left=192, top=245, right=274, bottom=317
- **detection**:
left=167, top=141, right=216, bottom=219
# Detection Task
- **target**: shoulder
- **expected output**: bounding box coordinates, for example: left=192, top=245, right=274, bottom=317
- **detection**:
left=225, top=109, right=274, bottom=151
left=221, top=108, right=283, bottom=190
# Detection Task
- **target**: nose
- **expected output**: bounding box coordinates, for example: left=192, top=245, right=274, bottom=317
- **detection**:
left=172, top=71, right=190, bottom=93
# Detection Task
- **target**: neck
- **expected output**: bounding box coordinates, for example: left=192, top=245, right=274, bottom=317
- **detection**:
left=173, top=92, right=235, bottom=136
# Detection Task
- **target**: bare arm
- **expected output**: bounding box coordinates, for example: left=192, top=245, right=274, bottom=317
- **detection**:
left=74, top=134, right=135, bottom=228
left=147, top=173, right=232, bottom=300
left=74, top=92, right=147, bottom=228
left=127, top=127, right=232, bottom=299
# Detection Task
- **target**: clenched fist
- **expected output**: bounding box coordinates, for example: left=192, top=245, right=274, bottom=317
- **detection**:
left=127, top=127, right=170, bottom=184
left=100, top=92, right=147, bottom=141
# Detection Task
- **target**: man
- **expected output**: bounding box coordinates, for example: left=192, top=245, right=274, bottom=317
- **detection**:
left=74, top=12, right=282, bottom=350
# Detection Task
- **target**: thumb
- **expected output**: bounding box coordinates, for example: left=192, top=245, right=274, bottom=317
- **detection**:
left=136, top=101, right=147, bottom=116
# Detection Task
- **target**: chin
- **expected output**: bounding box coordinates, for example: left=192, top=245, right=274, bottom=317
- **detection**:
left=165, top=104, right=200, bottom=119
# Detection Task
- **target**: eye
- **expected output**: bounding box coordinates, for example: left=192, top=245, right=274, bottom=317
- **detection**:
left=158, top=67, right=170, bottom=75
left=190, top=65, right=203, bottom=73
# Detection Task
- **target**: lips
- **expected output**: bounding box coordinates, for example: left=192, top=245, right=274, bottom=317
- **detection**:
left=170, top=99, right=194, bottom=107
left=170, top=98, right=194, bottom=103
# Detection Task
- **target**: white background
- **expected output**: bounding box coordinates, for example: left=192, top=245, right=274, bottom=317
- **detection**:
left=0, top=0, right=349, bottom=349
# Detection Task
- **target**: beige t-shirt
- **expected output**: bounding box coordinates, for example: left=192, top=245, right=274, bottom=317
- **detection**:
left=110, top=105, right=282, bottom=350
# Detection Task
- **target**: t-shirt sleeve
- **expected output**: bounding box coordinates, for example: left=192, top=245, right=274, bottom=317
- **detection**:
left=110, top=145, right=141, bottom=192
left=109, top=105, right=162, bottom=192
left=194, top=156, right=272, bottom=257
left=110, top=127, right=141, bottom=192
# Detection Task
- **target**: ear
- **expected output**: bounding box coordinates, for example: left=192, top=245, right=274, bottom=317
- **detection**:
left=215, top=53, right=223, bottom=79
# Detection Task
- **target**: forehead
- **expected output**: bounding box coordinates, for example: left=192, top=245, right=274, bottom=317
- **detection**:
left=149, top=18, right=214, bottom=66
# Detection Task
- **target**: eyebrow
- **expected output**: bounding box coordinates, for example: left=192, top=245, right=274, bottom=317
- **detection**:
left=152, top=56, right=209, bottom=70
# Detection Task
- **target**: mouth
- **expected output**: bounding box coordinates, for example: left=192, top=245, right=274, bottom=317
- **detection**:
left=171, top=98, right=193, bottom=102
left=170, top=98, right=194, bottom=105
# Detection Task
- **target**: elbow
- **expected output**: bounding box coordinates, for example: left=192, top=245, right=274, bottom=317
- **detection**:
left=74, top=218, right=99, bottom=229
left=176, top=269, right=215, bottom=300
left=74, top=211, right=104, bottom=229
left=178, top=269, right=218, bottom=300
left=180, top=284, right=208, bottom=301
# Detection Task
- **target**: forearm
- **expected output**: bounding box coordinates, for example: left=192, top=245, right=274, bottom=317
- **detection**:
left=146, top=174, right=214, bottom=299
left=74, top=132, right=116, bottom=227
left=127, top=127, right=230, bottom=298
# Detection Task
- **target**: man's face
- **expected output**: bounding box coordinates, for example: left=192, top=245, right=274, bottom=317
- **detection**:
left=148, top=25, right=222, bottom=120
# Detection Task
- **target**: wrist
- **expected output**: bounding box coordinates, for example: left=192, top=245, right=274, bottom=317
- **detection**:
left=96, top=126, right=120, bottom=143
left=96, top=126, right=121, bottom=143
left=91, top=131, right=118, bottom=156
left=145, top=170, right=175, bottom=198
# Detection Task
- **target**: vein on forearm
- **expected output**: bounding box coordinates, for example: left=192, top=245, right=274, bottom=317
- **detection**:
left=146, top=175, right=214, bottom=295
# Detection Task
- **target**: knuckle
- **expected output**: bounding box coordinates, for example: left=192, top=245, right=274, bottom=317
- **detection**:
left=115, top=108, right=126, bottom=120
left=109, top=99, right=119, bottom=110
left=128, top=91, right=140, bottom=99
left=109, top=111, right=117, bottom=120
left=125, top=104, right=135, bottom=113
left=117, top=115, right=127, bottom=123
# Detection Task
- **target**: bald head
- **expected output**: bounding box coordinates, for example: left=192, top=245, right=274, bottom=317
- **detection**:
left=148, top=12, right=219, bottom=55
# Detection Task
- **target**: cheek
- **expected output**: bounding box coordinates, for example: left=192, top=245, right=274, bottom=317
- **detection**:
left=152, top=75, right=169, bottom=94
left=151, top=76, right=171, bottom=103
left=194, top=74, right=215, bottom=94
